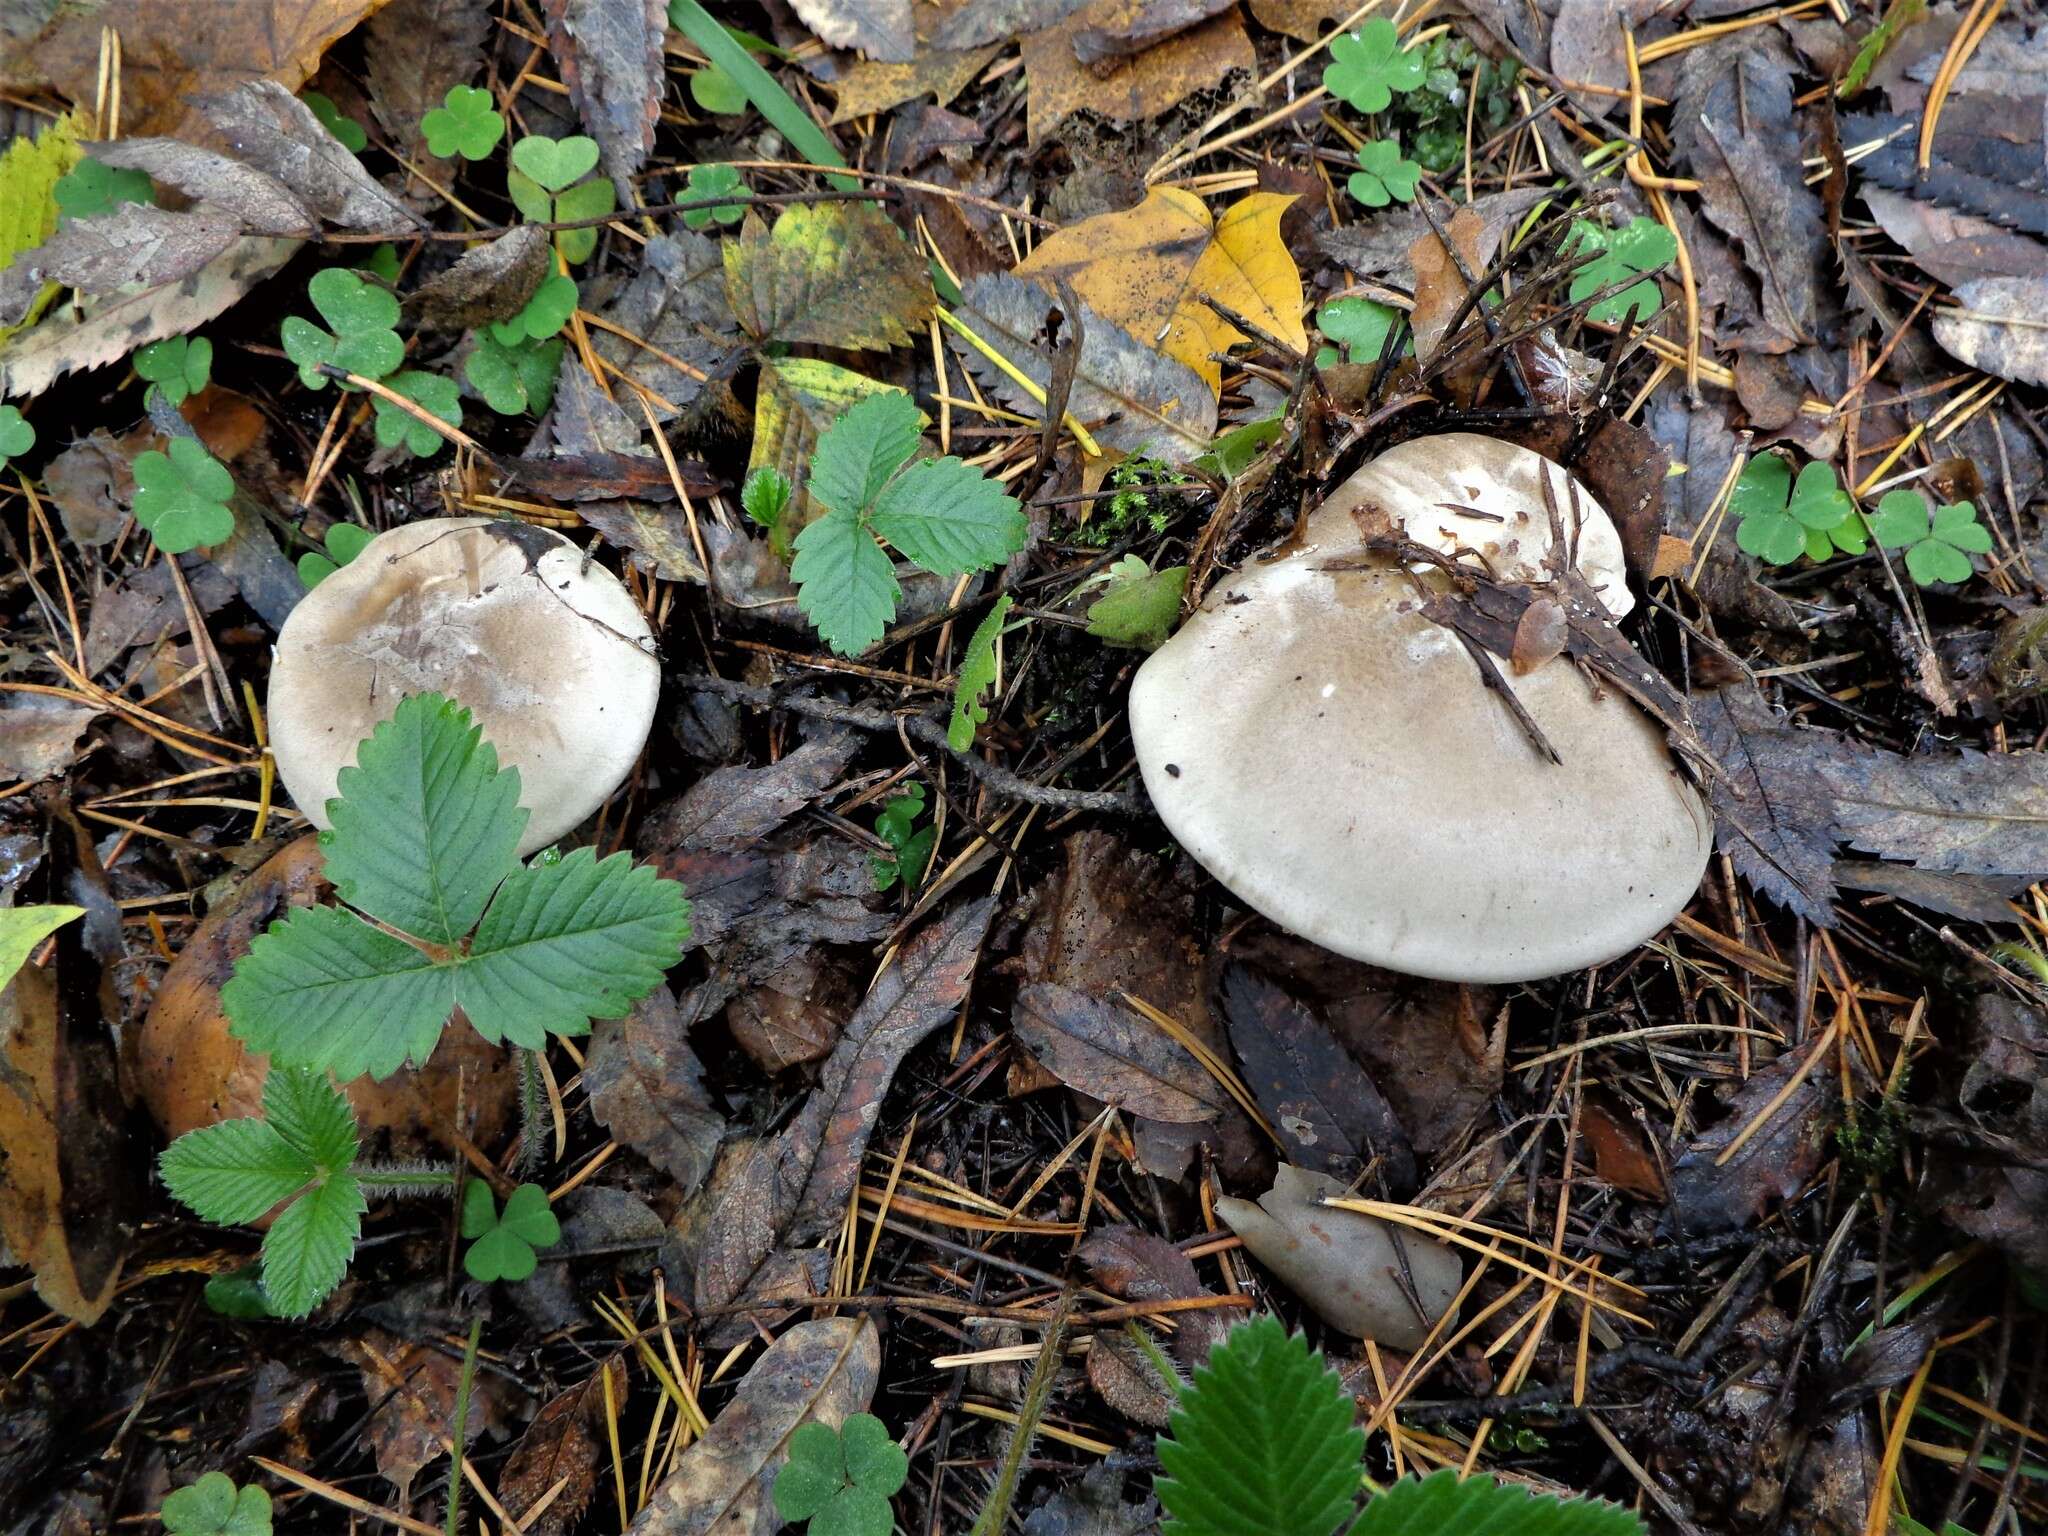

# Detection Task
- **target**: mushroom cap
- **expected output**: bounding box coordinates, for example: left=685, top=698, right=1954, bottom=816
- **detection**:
left=268, top=516, right=659, bottom=857
left=1310, top=431, right=1635, bottom=619
left=1129, top=438, right=1710, bottom=983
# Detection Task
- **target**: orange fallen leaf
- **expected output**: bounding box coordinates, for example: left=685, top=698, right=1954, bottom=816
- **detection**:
left=1016, top=187, right=1307, bottom=397
left=1019, top=1, right=1253, bottom=146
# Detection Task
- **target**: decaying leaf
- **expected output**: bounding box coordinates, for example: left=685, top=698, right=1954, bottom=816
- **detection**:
left=499, top=1361, right=626, bottom=1536
left=586, top=983, right=726, bottom=1196
left=1670, top=1045, right=1838, bottom=1234
left=337, top=1328, right=511, bottom=1504
left=1015, top=189, right=1305, bottom=397
left=724, top=203, right=933, bottom=350
left=1078, top=1225, right=1230, bottom=1373
left=545, top=0, right=667, bottom=189
left=1022, top=1464, right=1160, bottom=1536
left=0, top=204, right=240, bottom=325
left=1861, top=187, right=2048, bottom=287
left=0, top=697, right=101, bottom=781
left=790, top=0, right=913, bottom=60
left=1925, top=995, right=2048, bottom=1271
left=827, top=46, right=999, bottom=124
left=591, top=230, right=736, bottom=413
left=1072, top=0, right=1237, bottom=73
left=1012, top=982, right=1224, bottom=1123
left=1842, top=105, right=2048, bottom=238
left=1019, top=0, right=1253, bottom=145
left=197, top=81, right=424, bottom=233
left=365, top=0, right=493, bottom=160
left=633, top=1317, right=880, bottom=1536
left=1930, top=276, right=2048, bottom=386
left=953, top=271, right=1215, bottom=464
left=91, top=139, right=315, bottom=236
left=411, top=225, right=553, bottom=331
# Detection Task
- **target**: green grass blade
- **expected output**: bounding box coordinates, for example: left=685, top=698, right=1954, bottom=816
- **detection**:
left=668, top=0, right=857, bottom=190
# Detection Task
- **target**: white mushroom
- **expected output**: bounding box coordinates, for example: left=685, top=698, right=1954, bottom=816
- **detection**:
left=268, top=516, right=659, bottom=856
left=1129, top=434, right=1710, bottom=984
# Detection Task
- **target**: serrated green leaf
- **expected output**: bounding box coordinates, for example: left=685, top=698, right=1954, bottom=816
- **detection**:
left=868, top=457, right=1026, bottom=576
left=223, top=904, right=455, bottom=1080
left=791, top=504, right=900, bottom=655
left=948, top=595, right=1011, bottom=751
left=261, top=1065, right=359, bottom=1172
left=1086, top=557, right=1185, bottom=651
left=159, top=1116, right=316, bottom=1225
left=811, top=391, right=923, bottom=517
left=742, top=465, right=791, bottom=534
left=0, top=904, right=82, bottom=991
left=1351, top=1468, right=1644, bottom=1535
left=320, top=693, right=527, bottom=944
left=1156, top=1316, right=1363, bottom=1536
left=458, top=847, right=691, bottom=1048
left=261, top=1166, right=364, bottom=1316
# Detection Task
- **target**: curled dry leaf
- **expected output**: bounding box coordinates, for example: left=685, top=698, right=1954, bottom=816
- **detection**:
left=1012, top=982, right=1224, bottom=1124
left=197, top=81, right=424, bottom=233
left=91, top=139, right=315, bottom=236
left=632, top=1317, right=880, bottom=1536
left=411, top=224, right=553, bottom=331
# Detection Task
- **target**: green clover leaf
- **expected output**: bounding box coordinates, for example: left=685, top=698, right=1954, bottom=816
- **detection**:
left=421, top=84, right=504, bottom=161
left=302, top=90, right=367, bottom=153
left=281, top=267, right=403, bottom=390
left=511, top=134, right=601, bottom=191
left=461, top=1181, right=562, bottom=1282
left=296, top=521, right=373, bottom=588
left=507, top=137, right=615, bottom=264
left=465, top=332, right=564, bottom=416
left=1347, top=137, right=1421, bottom=207
left=549, top=176, right=615, bottom=265
left=0, top=404, right=35, bottom=464
left=489, top=272, right=578, bottom=345
left=131, top=437, right=234, bottom=554
left=679, top=162, right=747, bottom=228
left=1567, top=216, right=1676, bottom=326
left=1872, top=489, right=1991, bottom=587
left=690, top=64, right=748, bottom=115
left=774, top=1415, right=903, bottom=1536
left=1316, top=297, right=1408, bottom=369
left=160, top=1471, right=273, bottom=1536
left=1323, top=18, right=1425, bottom=114
left=1733, top=455, right=1857, bottom=567
left=372, top=370, right=464, bottom=458
left=52, top=157, right=153, bottom=223
left=134, top=335, right=212, bottom=408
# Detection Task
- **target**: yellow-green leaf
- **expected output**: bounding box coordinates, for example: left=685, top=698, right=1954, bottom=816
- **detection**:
left=0, top=905, right=85, bottom=993
left=0, top=112, right=81, bottom=342
left=749, top=356, right=921, bottom=531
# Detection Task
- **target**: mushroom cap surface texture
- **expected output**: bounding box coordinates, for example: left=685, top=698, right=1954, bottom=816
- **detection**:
left=1129, top=434, right=1711, bottom=984
left=268, top=516, right=658, bottom=856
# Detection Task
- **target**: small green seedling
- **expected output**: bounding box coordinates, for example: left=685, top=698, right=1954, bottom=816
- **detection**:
left=0, top=904, right=82, bottom=992
left=743, top=465, right=793, bottom=557
left=1323, top=18, right=1424, bottom=114
left=1155, top=1315, right=1644, bottom=1536
left=489, top=272, right=578, bottom=345
left=53, top=157, right=152, bottom=222
left=871, top=783, right=936, bottom=893
left=302, top=91, right=367, bottom=153
left=135, top=335, right=212, bottom=408
left=372, top=370, right=464, bottom=457
left=1195, top=415, right=1283, bottom=480
left=1083, top=555, right=1186, bottom=652
left=460, top=1181, right=561, bottom=1282
left=281, top=268, right=404, bottom=391
left=773, top=1414, right=908, bottom=1536
left=690, top=64, right=749, bottom=115
left=507, top=134, right=615, bottom=264
left=357, top=242, right=402, bottom=285
left=790, top=391, right=1027, bottom=655
left=1316, top=297, right=1408, bottom=370
left=0, top=403, right=34, bottom=464
left=202, top=1263, right=277, bottom=1319
left=1871, top=489, right=1991, bottom=586
left=1733, top=453, right=1861, bottom=566
left=1566, top=217, right=1677, bottom=327
left=679, top=163, right=747, bottom=228
left=160, top=1471, right=272, bottom=1536
left=421, top=84, right=504, bottom=161
left=949, top=594, right=1013, bottom=751
left=132, top=437, right=235, bottom=554
left=1404, top=32, right=1520, bottom=173
left=221, top=692, right=689, bottom=1081
left=1348, top=138, right=1421, bottom=207
left=296, top=521, right=372, bottom=588
left=465, top=332, right=564, bottom=416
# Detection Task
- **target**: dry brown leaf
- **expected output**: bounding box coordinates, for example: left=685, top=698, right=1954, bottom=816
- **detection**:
left=1406, top=204, right=1488, bottom=365
left=91, top=139, right=315, bottom=236
left=499, top=1361, right=626, bottom=1536
left=411, top=225, right=553, bottom=331
left=1012, top=982, right=1224, bottom=1123
left=197, top=81, right=423, bottom=233
left=1015, top=188, right=1306, bottom=397
left=1244, top=0, right=1355, bottom=41
left=0, top=205, right=240, bottom=326
left=1669, top=1047, right=1837, bottom=1234
left=633, top=1318, right=880, bottom=1535
left=1862, top=187, right=2048, bottom=287
left=12, top=0, right=394, bottom=138
left=1073, top=0, right=1236, bottom=72
left=1580, top=1096, right=1666, bottom=1199
left=1019, top=1, right=1253, bottom=145
left=1931, top=276, right=2048, bottom=386
left=586, top=983, right=726, bottom=1195
left=0, top=698, right=100, bottom=781
left=364, top=0, right=492, bottom=160
left=791, top=0, right=914, bottom=59
left=337, top=1328, right=511, bottom=1504
left=545, top=0, right=667, bottom=188
left=827, top=45, right=1000, bottom=124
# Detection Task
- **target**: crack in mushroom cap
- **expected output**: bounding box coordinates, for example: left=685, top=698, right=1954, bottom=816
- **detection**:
left=267, top=516, right=659, bottom=857
left=1129, top=435, right=1710, bottom=984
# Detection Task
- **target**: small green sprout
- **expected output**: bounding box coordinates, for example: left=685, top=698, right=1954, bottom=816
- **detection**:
left=949, top=594, right=1013, bottom=751
left=690, top=64, right=748, bottom=115
left=1733, top=454, right=1861, bottom=566
left=421, top=84, right=504, bottom=161
left=131, top=437, right=234, bottom=554
left=465, top=332, right=565, bottom=416
left=1871, top=489, right=1991, bottom=586
left=356, top=243, right=402, bottom=285
left=160, top=1471, right=272, bottom=1536
left=871, top=783, right=935, bottom=893
left=678, top=163, right=747, bottom=228
left=1348, top=138, right=1421, bottom=207
left=1405, top=33, right=1520, bottom=173
left=773, top=1414, right=907, bottom=1536
left=371, top=370, right=464, bottom=458
left=52, top=157, right=153, bottom=222
left=301, top=91, right=367, bottom=153
left=1566, top=216, right=1677, bottom=326
left=743, top=465, right=793, bottom=557
left=134, top=335, right=212, bottom=408
left=1315, top=297, right=1408, bottom=369
left=297, top=521, right=372, bottom=588
left=0, top=404, right=34, bottom=464
left=507, top=134, right=615, bottom=263
left=1083, top=555, right=1186, bottom=652
left=460, top=1181, right=561, bottom=1283
left=1323, top=18, right=1424, bottom=114
left=489, top=272, right=578, bottom=345
left=281, top=268, right=403, bottom=391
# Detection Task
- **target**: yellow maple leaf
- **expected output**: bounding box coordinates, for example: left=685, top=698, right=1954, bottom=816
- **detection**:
left=1014, top=188, right=1306, bottom=399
